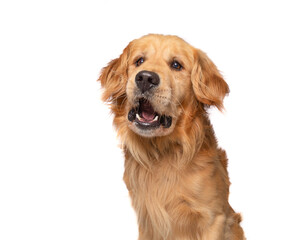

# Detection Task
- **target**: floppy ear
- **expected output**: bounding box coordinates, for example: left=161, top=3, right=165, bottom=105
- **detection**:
left=191, top=49, right=229, bottom=111
left=98, top=44, right=130, bottom=104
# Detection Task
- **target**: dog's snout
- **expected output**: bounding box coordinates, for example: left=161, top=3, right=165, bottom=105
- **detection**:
left=135, top=70, right=160, bottom=93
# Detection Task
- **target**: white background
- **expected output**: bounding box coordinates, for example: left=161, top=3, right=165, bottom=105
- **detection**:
left=1, top=0, right=289, bottom=239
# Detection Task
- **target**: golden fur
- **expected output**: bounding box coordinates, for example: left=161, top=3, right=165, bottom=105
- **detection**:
left=98, top=34, right=245, bottom=240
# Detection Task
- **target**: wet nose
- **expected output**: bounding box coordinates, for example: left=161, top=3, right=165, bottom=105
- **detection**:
left=135, top=70, right=160, bottom=93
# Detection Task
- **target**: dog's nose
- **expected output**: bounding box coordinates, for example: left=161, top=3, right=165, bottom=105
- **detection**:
left=135, top=70, right=160, bottom=93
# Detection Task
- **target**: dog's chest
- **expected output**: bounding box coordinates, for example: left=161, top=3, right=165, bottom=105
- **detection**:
left=124, top=156, right=217, bottom=238
left=126, top=160, right=190, bottom=220
left=137, top=162, right=180, bottom=200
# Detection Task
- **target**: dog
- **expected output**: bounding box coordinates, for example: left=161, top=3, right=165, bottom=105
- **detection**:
left=98, top=34, right=245, bottom=240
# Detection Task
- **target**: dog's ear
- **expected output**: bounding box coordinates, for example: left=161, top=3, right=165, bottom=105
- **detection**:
left=191, top=49, right=229, bottom=111
left=98, top=44, right=130, bottom=104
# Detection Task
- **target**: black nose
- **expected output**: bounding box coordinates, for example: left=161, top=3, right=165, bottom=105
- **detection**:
left=135, top=70, right=160, bottom=93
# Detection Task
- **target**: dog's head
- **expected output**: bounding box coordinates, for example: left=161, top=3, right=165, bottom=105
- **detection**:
left=99, top=34, right=229, bottom=138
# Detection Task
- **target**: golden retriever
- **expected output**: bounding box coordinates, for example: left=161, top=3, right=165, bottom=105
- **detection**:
left=98, top=34, right=245, bottom=240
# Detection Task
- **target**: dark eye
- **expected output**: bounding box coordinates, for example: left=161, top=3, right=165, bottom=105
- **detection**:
left=135, top=57, right=144, bottom=67
left=171, top=60, right=183, bottom=71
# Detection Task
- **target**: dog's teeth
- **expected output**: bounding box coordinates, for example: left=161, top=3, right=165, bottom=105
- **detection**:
left=153, top=115, right=159, bottom=121
left=136, top=114, right=141, bottom=120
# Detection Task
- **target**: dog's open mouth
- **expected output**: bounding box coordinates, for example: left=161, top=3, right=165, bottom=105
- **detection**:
left=128, top=98, right=172, bottom=130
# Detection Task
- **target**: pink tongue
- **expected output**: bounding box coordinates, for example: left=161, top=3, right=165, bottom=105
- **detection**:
left=142, top=111, right=155, bottom=121
left=142, top=102, right=155, bottom=121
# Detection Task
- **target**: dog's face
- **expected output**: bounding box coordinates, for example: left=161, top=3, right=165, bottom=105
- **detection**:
left=126, top=35, right=194, bottom=137
left=99, top=34, right=229, bottom=138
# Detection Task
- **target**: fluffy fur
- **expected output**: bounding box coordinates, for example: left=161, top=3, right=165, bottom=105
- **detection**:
left=98, top=34, right=245, bottom=240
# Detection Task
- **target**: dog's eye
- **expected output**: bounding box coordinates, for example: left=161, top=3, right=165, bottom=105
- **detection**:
left=171, top=60, right=183, bottom=71
left=135, top=57, right=144, bottom=67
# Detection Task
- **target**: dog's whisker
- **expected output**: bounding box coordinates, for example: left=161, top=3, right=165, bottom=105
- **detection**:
left=154, top=94, right=193, bottom=119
